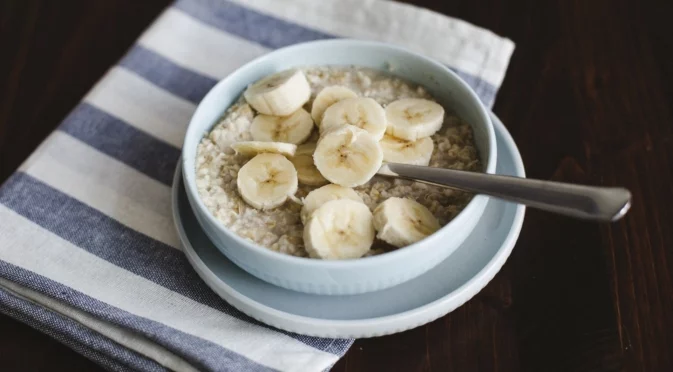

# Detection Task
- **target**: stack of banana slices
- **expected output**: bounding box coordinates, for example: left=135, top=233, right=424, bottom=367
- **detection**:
left=233, top=68, right=444, bottom=259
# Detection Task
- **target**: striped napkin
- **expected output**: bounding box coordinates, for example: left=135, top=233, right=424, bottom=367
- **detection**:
left=0, top=0, right=514, bottom=371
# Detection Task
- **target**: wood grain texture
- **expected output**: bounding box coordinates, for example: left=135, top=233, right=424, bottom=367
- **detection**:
left=0, top=0, right=671, bottom=371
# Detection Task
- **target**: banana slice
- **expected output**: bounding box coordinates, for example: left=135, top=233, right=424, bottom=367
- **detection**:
left=300, top=183, right=364, bottom=224
left=250, top=108, right=314, bottom=144
left=379, top=134, right=435, bottom=166
left=385, top=98, right=445, bottom=141
left=311, top=86, right=358, bottom=125
left=237, top=153, right=298, bottom=210
left=303, top=199, right=375, bottom=259
left=321, top=97, right=387, bottom=140
left=290, top=142, right=328, bottom=186
left=231, top=141, right=297, bottom=157
left=373, top=197, right=440, bottom=247
left=313, top=125, right=383, bottom=187
left=243, top=69, right=311, bottom=116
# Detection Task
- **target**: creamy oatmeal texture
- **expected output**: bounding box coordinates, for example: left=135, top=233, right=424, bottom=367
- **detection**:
left=195, top=67, right=481, bottom=257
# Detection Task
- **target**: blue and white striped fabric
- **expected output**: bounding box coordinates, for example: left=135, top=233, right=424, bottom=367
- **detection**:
left=0, top=0, right=514, bottom=370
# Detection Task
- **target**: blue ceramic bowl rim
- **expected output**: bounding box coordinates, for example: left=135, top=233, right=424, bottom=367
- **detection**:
left=182, top=39, right=497, bottom=268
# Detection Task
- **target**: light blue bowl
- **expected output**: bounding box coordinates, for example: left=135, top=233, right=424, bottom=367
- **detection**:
left=182, top=39, right=497, bottom=295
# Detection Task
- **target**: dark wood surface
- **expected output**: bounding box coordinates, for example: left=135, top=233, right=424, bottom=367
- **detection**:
left=1, top=0, right=671, bottom=371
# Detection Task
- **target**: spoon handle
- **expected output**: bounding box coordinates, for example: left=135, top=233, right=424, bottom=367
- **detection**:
left=377, top=163, right=631, bottom=221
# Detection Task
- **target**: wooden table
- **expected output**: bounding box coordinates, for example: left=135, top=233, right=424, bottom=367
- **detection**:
left=1, top=0, right=671, bottom=371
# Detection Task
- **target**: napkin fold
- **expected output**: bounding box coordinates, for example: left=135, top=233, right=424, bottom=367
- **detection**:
left=0, top=0, right=514, bottom=370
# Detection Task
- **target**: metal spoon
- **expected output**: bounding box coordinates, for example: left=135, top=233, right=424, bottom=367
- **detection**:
left=377, top=163, right=631, bottom=221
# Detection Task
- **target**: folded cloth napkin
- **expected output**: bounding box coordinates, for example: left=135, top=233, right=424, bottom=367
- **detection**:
left=0, top=0, right=514, bottom=370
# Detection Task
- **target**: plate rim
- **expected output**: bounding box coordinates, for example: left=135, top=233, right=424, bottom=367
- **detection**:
left=172, top=112, right=526, bottom=338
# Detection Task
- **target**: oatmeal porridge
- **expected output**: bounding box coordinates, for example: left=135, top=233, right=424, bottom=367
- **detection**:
left=195, top=67, right=481, bottom=258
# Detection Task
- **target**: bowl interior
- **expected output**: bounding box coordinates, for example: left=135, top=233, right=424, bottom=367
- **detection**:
left=182, top=39, right=496, bottom=264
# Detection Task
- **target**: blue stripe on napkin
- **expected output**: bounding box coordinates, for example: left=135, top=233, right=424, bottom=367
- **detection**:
left=120, top=46, right=217, bottom=104
left=0, top=261, right=278, bottom=372
left=0, top=287, right=163, bottom=372
left=174, top=0, right=332, bottom=49
left=59, top=103, right=181, bottom=186
left=450, top=69, right=498, bottom=110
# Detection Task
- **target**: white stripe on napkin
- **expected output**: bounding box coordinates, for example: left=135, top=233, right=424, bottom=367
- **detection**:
left=138, top=8, right=267, bottom=80
left=0, top=206, right=341, bottom=371
left=84, top=67, right=195, bottom=148
left=228, top=0, right=515, bottom=88
left=19, top=132, right=179, bottom=248
left=0, top=278, right=197, bottom=372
